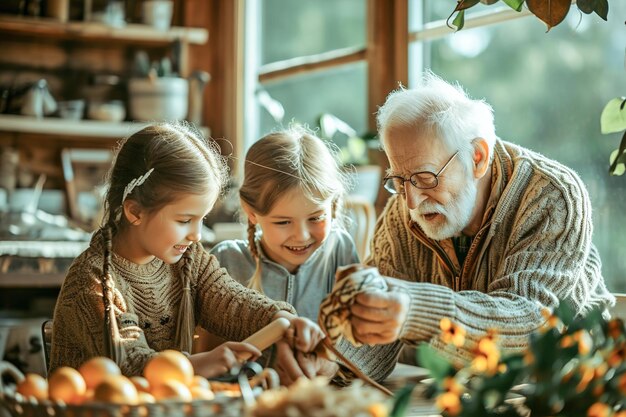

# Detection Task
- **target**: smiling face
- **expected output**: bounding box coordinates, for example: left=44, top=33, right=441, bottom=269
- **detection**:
left=245, top=187, right=333, bottom=273
left=384, top=128, right=477, bottom=241
left=115, top=192, right=216, bottom=264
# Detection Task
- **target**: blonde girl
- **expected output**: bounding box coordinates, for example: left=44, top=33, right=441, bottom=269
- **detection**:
left=210, top=126, right=359, bottom=321
left=50, top=122, right=322, bottom=378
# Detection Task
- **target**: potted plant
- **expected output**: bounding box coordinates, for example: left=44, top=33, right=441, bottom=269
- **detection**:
left=318, top=113, right=383, bottom=205
left=391, top=302, right=626, bottom=417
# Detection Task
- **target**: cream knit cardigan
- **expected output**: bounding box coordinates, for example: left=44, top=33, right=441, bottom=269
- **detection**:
left=50, top=230, right=295, bottom=376
left=337, top=139, right=615, bottom=382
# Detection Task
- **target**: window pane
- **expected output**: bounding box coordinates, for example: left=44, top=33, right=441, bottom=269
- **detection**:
left=257, top=63, right=368, bottom=140
left=261, top=0, right=366, bottom=64
left=422, top=7, right=626, bottom=292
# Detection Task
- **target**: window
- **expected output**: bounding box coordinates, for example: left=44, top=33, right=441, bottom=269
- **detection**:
left=244, top=0, right=368, bottom=161
left=409, top=1, right=626, bottom=292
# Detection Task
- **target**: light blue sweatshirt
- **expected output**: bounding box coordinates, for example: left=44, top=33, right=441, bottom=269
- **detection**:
left=209, top=228, right=359, bottom=320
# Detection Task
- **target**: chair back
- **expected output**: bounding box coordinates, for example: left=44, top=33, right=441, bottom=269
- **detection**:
left=345, top=196, right=377, bottom=260
left=41, top=319, right=53, bottom=376
left=610, top=294, right=626, bottom=319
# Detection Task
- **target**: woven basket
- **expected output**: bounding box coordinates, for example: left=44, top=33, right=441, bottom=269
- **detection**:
left=0, top=361, right=275, bottom=417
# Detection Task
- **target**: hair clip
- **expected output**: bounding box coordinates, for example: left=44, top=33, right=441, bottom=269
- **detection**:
left=122, top=168, right=155, bottom=204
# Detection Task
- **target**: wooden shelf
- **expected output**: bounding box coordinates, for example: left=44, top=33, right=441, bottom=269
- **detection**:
left=0, top=115, right=151, bottom=139
left=0, top=14, right=208, bottom=45
left=0, top=115, right=211, bottom=141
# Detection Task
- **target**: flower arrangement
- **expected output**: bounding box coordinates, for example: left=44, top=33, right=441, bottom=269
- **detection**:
left=392, top=302, right=626, bottom=417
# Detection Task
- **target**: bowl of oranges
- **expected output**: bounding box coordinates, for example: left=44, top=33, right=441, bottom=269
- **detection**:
left=0, top=350, right=271, bottom=417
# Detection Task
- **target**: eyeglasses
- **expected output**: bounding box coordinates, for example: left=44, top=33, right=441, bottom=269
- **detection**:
left=382, top=151, right=459, bottom=194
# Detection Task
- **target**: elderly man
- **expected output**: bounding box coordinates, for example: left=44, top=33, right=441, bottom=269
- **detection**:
left=277, top=72, right=614, bottom=385
left=339, top=72, right=615, bottom=374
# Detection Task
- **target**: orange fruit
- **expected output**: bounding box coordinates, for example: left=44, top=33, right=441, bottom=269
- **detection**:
left=151, top=380, right=192, bottom=402
left=130, top=376, right=151, bottom=393
left=93, top=375, right=138, bottom=405
left=79, top=357, right=121, bottom=390
left=144, top=350, right=194, bottom=388
left=16, top=373, right=48, bottom=401
left=137, top=392, right=155, bottom=404
left=190, top=375, right=210, bottom=390
left=190, top=386, right=214, bottom=401
left=48, top=367, right=87, bottom=404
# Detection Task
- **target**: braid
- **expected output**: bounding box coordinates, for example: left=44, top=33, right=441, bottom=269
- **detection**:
left=101, top=224, right=125, bottom=365
left=175, top=248, right=194, bottom=353
left=246, top=221, right=264, bottom=293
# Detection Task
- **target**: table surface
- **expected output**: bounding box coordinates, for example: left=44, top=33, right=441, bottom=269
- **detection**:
left=383, top=363, right=440, bottom=417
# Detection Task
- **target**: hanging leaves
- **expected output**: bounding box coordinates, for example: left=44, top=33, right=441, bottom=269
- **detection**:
left=501, top=0, right=524, bottom=12
left=447, top=0, right=609, bottom=31
left=609, top=132, right=626, bottom=176
left=526, top=0, right=572, bottom=31
left=576, top=0, right=609, bottom=20
left=447, top=0, right=480, bottom=30
left=600, top=97, right=626, bottom=134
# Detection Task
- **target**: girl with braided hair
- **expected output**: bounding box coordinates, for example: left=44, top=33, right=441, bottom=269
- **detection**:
left=50, top=122, right=323, bottom=378
left=210, top=126, right=359, bottom=383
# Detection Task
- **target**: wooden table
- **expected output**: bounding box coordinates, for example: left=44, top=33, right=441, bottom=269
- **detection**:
left=383, top=363, right=440, bottom=417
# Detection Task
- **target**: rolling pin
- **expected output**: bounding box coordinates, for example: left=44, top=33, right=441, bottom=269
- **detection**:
left=237, top=317, right=291, bottom=361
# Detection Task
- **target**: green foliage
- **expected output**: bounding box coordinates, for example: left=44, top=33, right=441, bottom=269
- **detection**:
left=601, top=98, right=626, bottom=176
left=396, top=302, right=626, bottom=417
left=318, top=113, right=374, bottom=166
left=447, top=0, right=609, bottom=31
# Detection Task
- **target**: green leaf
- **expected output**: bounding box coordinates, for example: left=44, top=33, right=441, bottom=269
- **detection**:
left=600, top=97, right=626, bottom=134
left=417, top=343, right=453, bottom=380
left=594, top=0, right=608, bottom=20
left=455, top=0, right=481, bottom=11
left=452, top=10, right=466, bottom=30
left=609, top=148, right=626, bottom=176
left=501, top=0, right=524, bottom=12
left=554, top=301, right=576, bottom=327
left=576, top=0, right=596, bottom=14
left=390, top=383, right=416, bottom=417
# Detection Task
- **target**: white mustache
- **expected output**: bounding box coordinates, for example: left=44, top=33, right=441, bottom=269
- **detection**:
left=416, top=202, right=446, bottom=216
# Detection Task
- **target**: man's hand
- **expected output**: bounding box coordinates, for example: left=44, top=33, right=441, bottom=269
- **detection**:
left=350, top=286, right=411, bottom=345
left=273, top=340, right=339, bottom=386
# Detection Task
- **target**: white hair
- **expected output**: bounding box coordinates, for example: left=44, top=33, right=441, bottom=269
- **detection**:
left=376, top=71, right=496, bottom=168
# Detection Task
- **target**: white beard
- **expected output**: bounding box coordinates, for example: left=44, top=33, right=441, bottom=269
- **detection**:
left=409, top=179, right=478, bottom=241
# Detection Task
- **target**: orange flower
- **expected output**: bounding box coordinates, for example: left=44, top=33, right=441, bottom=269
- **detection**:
left=587, top=402, right=611, bottom=417
left=435, top=391, right=462, bottom=417
left=439, top=318, right=466, bottom=347
left=471, top=336, right=501, bottom=375
left=561, top=330, right=593, bottom=356
left=576, top=365, right=595, bottom=393
left=540, top=308, right=561, bottom=332
left=607, top=318, right=624, bottom=340
left=607, top=344, right=626, bottom=368
left=442, top=377, right=464, bottom=395
left=618, top=372, right=626, bottom=395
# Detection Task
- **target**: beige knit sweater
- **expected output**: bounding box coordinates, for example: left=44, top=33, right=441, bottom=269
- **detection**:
left=50, top=230, right=295, bottom=376
left=338, top=139, right=615, bottom=382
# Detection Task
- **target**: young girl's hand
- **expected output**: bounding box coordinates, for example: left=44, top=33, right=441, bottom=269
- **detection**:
left=189, top=341, right=262, bottom=379
left=286, top=317, right=325, bottom=352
